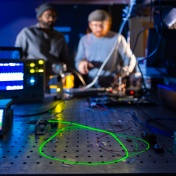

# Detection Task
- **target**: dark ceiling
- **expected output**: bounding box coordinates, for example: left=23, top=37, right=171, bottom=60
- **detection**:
left=49, top=0, right=176, bottom=6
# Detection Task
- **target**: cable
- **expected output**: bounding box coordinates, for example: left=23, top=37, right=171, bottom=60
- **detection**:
left=119, top=0, right=136, bottom=35
left=146, top=117, right=176, bottom=137
left=131, top=22, right=153, bottom=93
left=132, top=22, right=152, bottom=53
left=132, top=100, right=176, bottom=137
left=13, top=101, right=64, bottom=117
left=67, top=67, right=86, bottom=86
left=137, top=0, right=163, bottom=94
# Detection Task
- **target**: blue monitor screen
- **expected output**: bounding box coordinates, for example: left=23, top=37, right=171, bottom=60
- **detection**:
left=0, top=62, right=24, bottom=91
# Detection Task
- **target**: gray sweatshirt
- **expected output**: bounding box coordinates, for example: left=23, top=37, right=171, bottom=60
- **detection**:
left=75, top=31, right=137, bottom=87
left=15, top=23, right=69, bottom=65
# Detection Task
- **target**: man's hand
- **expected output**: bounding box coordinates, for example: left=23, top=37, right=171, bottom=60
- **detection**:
left=78, top=60, right=94, bottom=74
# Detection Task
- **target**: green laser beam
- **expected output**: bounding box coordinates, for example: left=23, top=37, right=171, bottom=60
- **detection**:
left=39, top=120, right=150, bottom=166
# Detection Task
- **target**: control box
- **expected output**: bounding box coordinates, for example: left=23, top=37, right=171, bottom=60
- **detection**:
left=0, top=59, right=45, bottom=103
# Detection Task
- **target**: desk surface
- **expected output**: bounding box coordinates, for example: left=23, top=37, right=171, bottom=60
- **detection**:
left=0, top=94, right=176, bottom=175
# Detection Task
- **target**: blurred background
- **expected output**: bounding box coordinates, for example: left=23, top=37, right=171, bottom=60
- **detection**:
left=1, top=0, right=176, bottom=88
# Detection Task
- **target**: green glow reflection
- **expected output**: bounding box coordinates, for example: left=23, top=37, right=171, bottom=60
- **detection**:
left=39, top=120, right=150, bottom=166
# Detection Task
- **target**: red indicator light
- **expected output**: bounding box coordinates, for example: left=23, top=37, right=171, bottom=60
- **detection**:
left=130, top=90, right=134, bottom=95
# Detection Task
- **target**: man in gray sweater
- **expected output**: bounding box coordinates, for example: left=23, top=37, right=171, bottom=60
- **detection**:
left=14, top=3, right=69, bottom=91
left=75, top=9, right=139, bottom=88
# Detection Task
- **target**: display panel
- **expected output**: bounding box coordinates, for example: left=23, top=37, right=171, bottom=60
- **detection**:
left=0, top=109, right=4, bottom=131
left=0, top=61, right=24, bottom=91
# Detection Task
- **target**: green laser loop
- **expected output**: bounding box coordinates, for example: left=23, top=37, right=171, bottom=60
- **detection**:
left=117, top=134, right=150, bottom=157
left=39, top=120, right=150, bottom=166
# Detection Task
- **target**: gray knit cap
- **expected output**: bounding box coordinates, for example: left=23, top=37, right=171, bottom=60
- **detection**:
left=35, top=3, right=57, bottom=18
left=88, top=9, right=111, bottom=22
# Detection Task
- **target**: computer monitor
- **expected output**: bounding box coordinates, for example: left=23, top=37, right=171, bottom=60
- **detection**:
left=0, top=61, right=24, bottom=91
